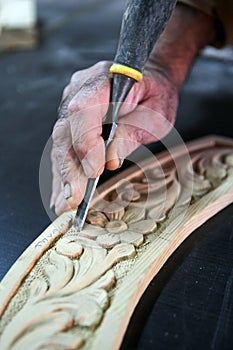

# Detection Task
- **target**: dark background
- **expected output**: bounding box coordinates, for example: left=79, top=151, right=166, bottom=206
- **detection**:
left=0, top=1, right=233, bottom=349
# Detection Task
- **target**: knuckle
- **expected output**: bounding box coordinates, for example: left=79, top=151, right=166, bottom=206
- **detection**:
left=52, top=119, right=68, bottom=142
left=70, top=71, right=80, bottom=84
left=52, top=121, right=64, bottom=141
left=67, top=99, right=79, bottom=115
left=95, top=60, right=111, bottom=71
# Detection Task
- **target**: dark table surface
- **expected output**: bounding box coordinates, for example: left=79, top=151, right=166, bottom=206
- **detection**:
left=0, top=1, right=233, bottom=349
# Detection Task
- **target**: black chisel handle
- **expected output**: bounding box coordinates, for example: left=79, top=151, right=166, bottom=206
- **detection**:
left=114, top=0, right=177, bottom=73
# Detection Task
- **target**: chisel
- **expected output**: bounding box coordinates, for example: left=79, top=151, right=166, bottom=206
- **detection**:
left=74, top=0, right=176, bottom=230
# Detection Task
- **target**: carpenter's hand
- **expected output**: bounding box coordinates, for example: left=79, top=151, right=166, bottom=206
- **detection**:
left=50, top=60, right=178, bottom=215
left=50, top=3, right=216, bottom=215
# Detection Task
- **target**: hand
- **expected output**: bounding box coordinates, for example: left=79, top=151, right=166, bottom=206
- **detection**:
left=50, top=3, right=216, bottom=215
left=50, top=60, right=178, bottom=215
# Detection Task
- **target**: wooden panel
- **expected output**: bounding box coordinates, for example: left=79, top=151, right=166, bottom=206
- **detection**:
left=0, top=135, right=233, bottom=350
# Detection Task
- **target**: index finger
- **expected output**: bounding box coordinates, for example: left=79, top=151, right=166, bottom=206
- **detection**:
left=68, top=76, right=111, bottom=178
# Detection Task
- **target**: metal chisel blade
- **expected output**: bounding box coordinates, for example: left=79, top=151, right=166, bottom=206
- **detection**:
left=73, top=177, right=99, bottom=231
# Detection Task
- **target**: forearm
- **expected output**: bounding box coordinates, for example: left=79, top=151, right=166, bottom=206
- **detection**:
left=147, top=3, right=217, bottom=88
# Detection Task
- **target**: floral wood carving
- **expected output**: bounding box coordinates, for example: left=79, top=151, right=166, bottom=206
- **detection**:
left=1, top=136, right=233, bottom=350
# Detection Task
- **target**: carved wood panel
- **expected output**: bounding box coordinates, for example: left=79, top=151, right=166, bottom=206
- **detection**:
left=0, top=136, right=233, bottom=350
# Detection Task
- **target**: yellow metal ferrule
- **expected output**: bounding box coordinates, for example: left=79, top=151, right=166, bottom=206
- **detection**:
left=109, top=63, right=143, bottom=82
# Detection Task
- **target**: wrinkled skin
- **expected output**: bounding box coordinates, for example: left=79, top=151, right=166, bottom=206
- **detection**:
left=51, top=61, right=178, bottom=214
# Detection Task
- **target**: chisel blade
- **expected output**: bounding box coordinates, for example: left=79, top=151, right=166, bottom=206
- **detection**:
left=73, top=177, right=99, bottom=231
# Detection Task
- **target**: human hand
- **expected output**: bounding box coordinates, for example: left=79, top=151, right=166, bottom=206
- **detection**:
left=50, top=3, right=216, bottom=215
left=50, top=60, right=179, bottom=215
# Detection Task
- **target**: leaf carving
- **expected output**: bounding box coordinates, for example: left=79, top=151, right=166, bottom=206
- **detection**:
left=42, top=251, right=75, bottom=298
left=0, top=250, right=116, bottom=349
left=1, top=140, right=233, bottom=350
left=55, top=237, right=83, bottom=259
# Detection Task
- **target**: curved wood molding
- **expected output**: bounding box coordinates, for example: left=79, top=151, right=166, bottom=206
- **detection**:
left=1, top=135, right=233, bottom=349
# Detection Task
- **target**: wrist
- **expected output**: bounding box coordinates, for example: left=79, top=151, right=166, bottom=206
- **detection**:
left=146, top=3, right=217, bottom=89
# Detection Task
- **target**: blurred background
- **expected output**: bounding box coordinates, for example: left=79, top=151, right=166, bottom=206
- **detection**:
left=0, top=1, right=233, bottom=349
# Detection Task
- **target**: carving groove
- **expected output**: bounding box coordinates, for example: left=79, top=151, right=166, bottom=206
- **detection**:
left=0, top=136, right=233, bottom=350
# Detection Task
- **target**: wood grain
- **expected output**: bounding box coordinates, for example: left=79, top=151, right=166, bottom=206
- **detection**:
left=0, top=135, right=233, bottom=350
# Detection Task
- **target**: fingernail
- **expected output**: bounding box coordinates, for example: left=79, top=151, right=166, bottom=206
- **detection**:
left=119, top=158, right=124, bottom=168
left=50, top=196, right=55, bottom=211
left=64, top=183, right=72, bottom=199
left=50, top=204, right=55, bottom=212
left=81, top=158, right=95, bottom=178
